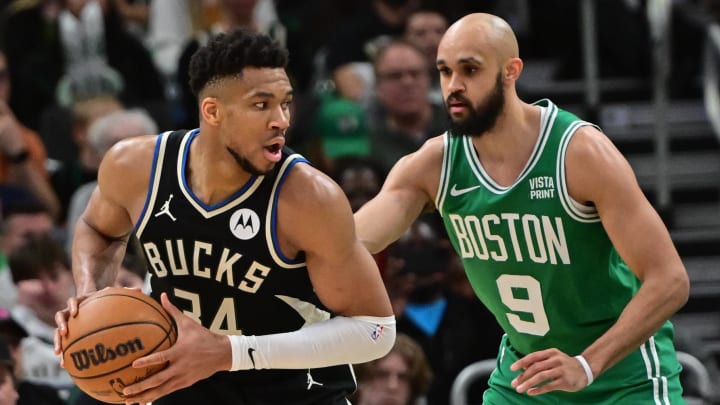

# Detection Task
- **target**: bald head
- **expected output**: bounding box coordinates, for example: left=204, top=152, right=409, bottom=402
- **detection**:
left=440, top=13, right=518, bottom=64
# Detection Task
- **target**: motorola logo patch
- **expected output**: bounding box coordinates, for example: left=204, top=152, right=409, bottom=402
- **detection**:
left=229, top=208, right=261, bottom=240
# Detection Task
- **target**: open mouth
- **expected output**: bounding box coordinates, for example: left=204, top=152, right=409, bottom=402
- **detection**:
left=265, top=143, right=282, bottom=153
left=263, top=140, right=284, bottom=163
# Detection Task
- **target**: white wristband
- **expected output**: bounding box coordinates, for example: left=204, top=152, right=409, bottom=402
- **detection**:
left=574, top=355, right=594, bottom=386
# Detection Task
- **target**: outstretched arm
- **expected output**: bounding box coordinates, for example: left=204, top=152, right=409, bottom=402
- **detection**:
left=354, top=137, right=443, bottom=253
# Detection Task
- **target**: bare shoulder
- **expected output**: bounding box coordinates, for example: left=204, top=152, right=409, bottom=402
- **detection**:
left=102, top=134, right=159, bottom=169
left=276, top=161, right=356, bottom=253
left=565, top=125, right=637, bottom=204
left=279, top=161, right=347, bottom=212
left=566, top=126, right=619, bottom=159
left=98, top=134, right=159, bottom=208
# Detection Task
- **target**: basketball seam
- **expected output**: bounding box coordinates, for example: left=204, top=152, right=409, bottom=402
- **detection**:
left=80, top=292, right=175, bottom=333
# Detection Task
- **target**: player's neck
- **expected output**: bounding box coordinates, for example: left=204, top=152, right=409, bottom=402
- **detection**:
left=470, top=101, right=541, bottom=185
left=187, top=133, right=253, bottom=205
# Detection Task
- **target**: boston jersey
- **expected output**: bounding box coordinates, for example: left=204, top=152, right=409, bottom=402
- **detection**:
left=435, top=99, right=677, bottom=357
left=134, top=129, right=354, bottom=404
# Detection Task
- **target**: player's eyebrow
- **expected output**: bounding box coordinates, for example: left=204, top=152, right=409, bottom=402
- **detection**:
left=437, top=56, right=484, bottom=66
left=251, top=90, right=295, bottom=99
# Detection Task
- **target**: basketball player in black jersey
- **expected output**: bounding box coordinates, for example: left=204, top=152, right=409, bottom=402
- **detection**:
left=53, top=29, right=396, bottom=404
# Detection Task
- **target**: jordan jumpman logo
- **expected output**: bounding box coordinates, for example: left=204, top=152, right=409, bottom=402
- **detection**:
left=154, top=194, right=177, bottom=221
left=306, top=369, right=324, bottom=390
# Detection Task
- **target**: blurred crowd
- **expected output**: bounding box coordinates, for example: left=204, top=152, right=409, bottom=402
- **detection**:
left=0, top=0, right=715, bottom=404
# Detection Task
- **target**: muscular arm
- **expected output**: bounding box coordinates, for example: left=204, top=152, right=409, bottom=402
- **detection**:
left=72, top=136, right=156, bottom=294
left=567, top=127, right=689, bottom=377
left=354, top=137, right=443, bottom=253
left=282, top=163, right=393, bottom=318
left=224, top=163, right=396, bottom=370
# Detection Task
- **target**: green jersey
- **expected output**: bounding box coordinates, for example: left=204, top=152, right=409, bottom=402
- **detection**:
left=436, top=99, right=674, bottom=357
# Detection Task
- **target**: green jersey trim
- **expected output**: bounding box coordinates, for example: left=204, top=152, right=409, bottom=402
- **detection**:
left=464, top=102, right=557, bottom=194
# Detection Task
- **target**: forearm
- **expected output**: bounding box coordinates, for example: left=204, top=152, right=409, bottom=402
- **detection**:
left=581, top=273, right=688, bottom=377
left=228, top=315, right=396, bottom=370
left=72, top=217, right=129, bottom=294
left=355, top=198, right=422, bottom=254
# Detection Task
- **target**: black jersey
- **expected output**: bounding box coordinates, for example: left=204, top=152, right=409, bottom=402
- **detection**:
left=134, top=130, right=355, bottom=404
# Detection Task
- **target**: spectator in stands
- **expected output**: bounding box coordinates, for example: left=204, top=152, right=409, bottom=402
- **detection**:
left=708, top=0, right=720, bottom=21
left=65, top=107, right=157, bottom=252
left=308, top=92, right=371, bottom=172
left=323, top=0, right=421, bottom=103
left=50, top=95, right=123, bottom=225
left=0, top=199, right=55, bottom=309
left=367, top=39, right=448, bottom=173
left=8, top=235, right=75, bottom=393
left=1, top=0, right=165, bottom=131
left=331, top=156, right=386, bottom=213
left=0, top=50, right=60, bottom=219
left=404, top=10, right=448, bottom=105
left=0, top=337, right=18, bottom=405
left=114, top=252, right=146, bottom=290
left=0, top=310, right=65, bottom=405
left=353, top=333, right=433, bottom=405
left=331, top=156, right=388, bottom=274
left=144, top=0, right=193, bottom=79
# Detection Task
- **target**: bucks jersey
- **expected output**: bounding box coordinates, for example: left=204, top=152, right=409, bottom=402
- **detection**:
left=134, top=130, right=355, bottom=404
left=435, top=99, right=678, bottom=358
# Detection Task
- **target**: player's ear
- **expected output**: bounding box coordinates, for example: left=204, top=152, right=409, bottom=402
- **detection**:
left=200, top=97, right=221, bottom=126
left=504, top=57, right=523, bottom=82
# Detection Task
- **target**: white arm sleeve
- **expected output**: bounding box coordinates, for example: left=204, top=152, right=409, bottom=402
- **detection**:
left=228, top=315, right=396, bottom=370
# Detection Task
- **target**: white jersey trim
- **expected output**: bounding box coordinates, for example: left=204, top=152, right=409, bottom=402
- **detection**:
left=176, top=130, right=264, bottom=219
left=464, top=103, right=556, bottom=194
left=266, top=154, right=306, bottom=269
left=640, top=336, right=670, bottom=405
left=136, top=131, right=172, bottom=237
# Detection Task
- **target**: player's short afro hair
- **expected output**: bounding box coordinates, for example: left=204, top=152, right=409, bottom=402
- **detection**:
left=188, top=28, right=289, bottom=96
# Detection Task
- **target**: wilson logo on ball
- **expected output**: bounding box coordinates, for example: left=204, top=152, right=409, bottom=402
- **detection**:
left=69, top=338, right=145, bottom=371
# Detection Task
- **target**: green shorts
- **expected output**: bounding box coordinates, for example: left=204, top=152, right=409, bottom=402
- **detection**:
left=483, top=332, right=686, bottom=404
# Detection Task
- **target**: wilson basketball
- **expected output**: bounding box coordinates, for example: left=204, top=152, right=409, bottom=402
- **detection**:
left=61, top=287, right=177, bottom=404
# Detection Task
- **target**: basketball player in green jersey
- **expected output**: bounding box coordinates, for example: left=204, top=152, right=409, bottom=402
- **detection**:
left=355, top=13, right=690, bottom=404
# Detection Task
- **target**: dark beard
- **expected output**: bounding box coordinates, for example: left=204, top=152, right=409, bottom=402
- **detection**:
left=226, top=147, right=270, bottom=176
left=447, top=72, right=505, bottom=137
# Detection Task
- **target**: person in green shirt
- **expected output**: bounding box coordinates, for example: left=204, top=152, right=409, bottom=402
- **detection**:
left=355, top=12, right=690, bottom=404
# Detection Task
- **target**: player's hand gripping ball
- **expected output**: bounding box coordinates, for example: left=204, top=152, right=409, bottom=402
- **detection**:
left=61, top=287, right=177, bottom=403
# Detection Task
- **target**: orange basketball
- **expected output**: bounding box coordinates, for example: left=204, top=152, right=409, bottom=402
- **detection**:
left=61, top=287, right=177, bottom=404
